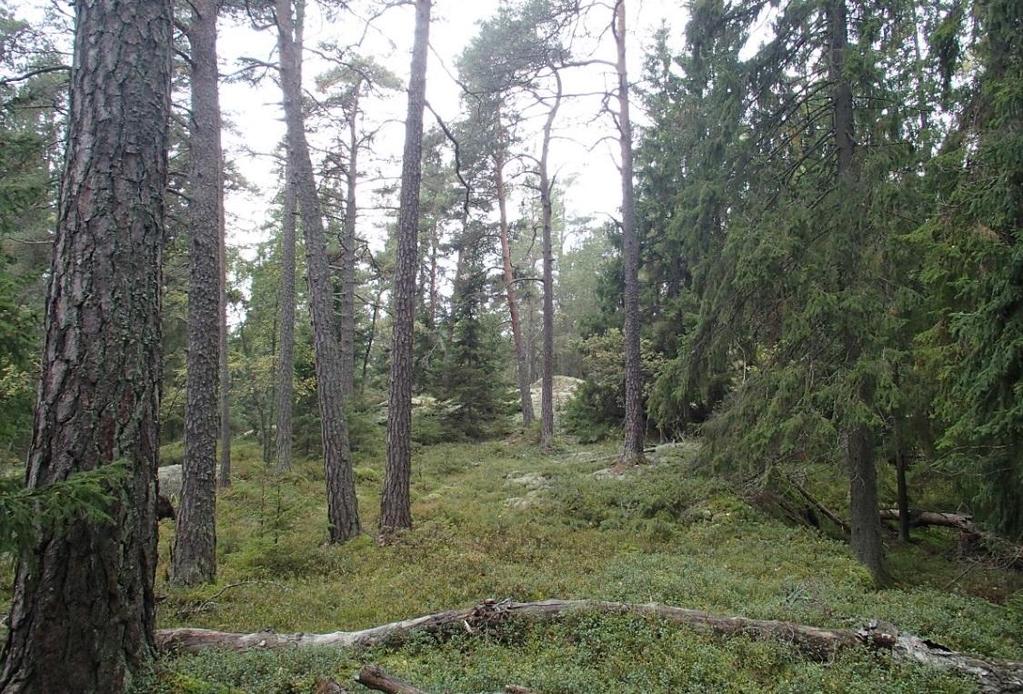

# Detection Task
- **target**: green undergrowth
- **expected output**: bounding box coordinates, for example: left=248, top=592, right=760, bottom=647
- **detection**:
left=83, top=438, right=1023, bottom=690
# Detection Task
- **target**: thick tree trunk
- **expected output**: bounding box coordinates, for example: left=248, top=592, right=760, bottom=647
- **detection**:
left=829, top=0, right=887, bottom=585
left=539, top=73, right=563, bottom=454
left=615, top=0, right=645, bottom=466
left=380, top=0, right=431, bottom=536
left=0, top=0, right=172, bottom=690
left=155, top=599, right=1023, bottom=692
left=340, top=90, right=360, bottom=398
left=847, top=426, right=888, bottom=583
left=495, top=129, right=534, bottom=427
left=274, top=164, right=298, bottom=473
left=172, top=0, right=224, bottom=588
left=275, top=0, right=360, bottom=542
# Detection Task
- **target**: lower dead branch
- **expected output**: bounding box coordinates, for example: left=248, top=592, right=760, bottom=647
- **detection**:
left=156, top=598, right=1023, bottom=690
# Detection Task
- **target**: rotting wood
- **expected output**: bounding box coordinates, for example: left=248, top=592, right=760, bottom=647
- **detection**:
left=356, top=665, right=427, bottom=694
left=155, top=598, right=1023, bottom=692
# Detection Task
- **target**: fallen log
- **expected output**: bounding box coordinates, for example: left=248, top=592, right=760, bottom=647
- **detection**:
left=156, top=598, right=1023, bottom=691
left=880, top=509, right=1023, bottom=570
left=879, top=509, right=977, bottom=531
left=356, top=665, right=426, bottom=694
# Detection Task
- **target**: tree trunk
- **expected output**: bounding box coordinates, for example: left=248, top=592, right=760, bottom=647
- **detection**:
left=172, top=0, right=224, bottom=587
left=615, top=0, right=645, bottom=466
left=495, top=117, right=534, bottom=427
left=380, top=0, right=431, bottom=536
left=539, top=73, right=563, bottom=453
left=218, top=148, right=232, bottom=488
left=0, top=0, right=172, bottom=689
left=274, top=164, right=298, bottom=473
left=895, top=450, right=911, bottom=543
left=340, top=89, right=360, bottom=398
left=830, top=0, right=887, bottom=585
left=275, top=0, right=360, bottom=542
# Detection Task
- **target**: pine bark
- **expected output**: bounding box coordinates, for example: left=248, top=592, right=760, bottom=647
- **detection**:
left=539, top=73, right=563, bottom=453
left=0, top=0, right=172, bottom=690
left=615, top=0, right=645, bottom=465
left=339, top=89, right=360, bottom=398
left=218, top=160, right=231, bottom=488
left=172, top=0, right=224, bottom=588
left=495, top=120, right=534, bottom=427
left=274, top=164, right=298, bottom=473
left=380, top=0, right=432, bottom=535
left=275, top=0, right=360, bottom=541
left=829, top=0, right=887, bottom=585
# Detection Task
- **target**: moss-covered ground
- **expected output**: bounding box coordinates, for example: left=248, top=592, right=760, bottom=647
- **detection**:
left=116, top=435, right=1023, bottom=693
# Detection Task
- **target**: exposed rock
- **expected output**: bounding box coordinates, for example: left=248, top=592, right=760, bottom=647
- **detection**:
left=158, top=464, right=183, bottom=501
left=504, top=472, right=550, bottom=490
left=529, top=375, right=583, bottom=424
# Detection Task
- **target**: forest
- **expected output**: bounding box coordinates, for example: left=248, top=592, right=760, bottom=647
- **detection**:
left=0, top=0, right=1021, bottom=691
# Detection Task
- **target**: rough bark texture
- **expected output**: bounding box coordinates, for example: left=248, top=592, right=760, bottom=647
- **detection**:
left=615, top=0, right=645, bottom=466
left=381, top=0, right=431, bottom=535
left=538, top=73, right=563, bottom=454
left=172, top=0, right=224, bottom=588
left=339, top=89, right=360, bottom=398
left=0, top=0, right=172, bottom=690
left=274, top=164, right=298, bottom=473
left=155, top=598, right=1023, bottom=692
left=829, top=0, right=887, bottom=585
left=275, top=0, right=360, bottom=541
left=495, top=125, right=534, bottom=427
left=218, top=150, right=231, bottom=488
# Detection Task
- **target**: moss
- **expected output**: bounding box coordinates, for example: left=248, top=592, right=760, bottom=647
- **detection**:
left=68, top=437, right=1023, bottom=691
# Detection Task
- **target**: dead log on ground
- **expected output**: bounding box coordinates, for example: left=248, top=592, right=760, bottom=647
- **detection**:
left=356, top=665, right=426, bottom=694
left=880, top=509, right=977, bottom=531
left=880, top=509, right=1023, bottom=569
left=156, top=598, right=1023, bottom=691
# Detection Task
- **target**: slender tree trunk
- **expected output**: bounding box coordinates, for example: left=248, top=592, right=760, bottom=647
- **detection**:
left=495, top=118, right=534, bottom=427
left=218, top=153, right=231, bottom=488
left=340, top=89, right=360, bottom=398
left=362, top=283, right=385, bottom=391
left=830, top=0, right=887, bottom=584
left=539, top=73, right=563, bottom=453
left=896, top=450, right=911, bottom=543
left=274, top=164, right=298, bottom=473
left=615, top=0, right=645, bottom=466
left=428, top=223, right=438, bottom=328
left=381, top=0, right=432, bottom=535
left=0, top=0, right=172, bottom=689
left=172, top=0, right=224, bottom=587
left=275, top=0, right=360, bottom=542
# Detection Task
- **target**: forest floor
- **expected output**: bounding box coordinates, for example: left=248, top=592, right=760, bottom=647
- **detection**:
left=95, top=437, right=1023, bottom=691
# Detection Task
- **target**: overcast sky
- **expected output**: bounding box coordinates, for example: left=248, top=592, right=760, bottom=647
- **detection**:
left=212, top=0, right=689, bottom=255
left=15, top=0, right=693, bottom=256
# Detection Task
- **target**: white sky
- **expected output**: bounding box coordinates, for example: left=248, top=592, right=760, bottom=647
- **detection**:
left=214, top=0, right=687, bottom=256
left=15, top=0, right=690, bottom=258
